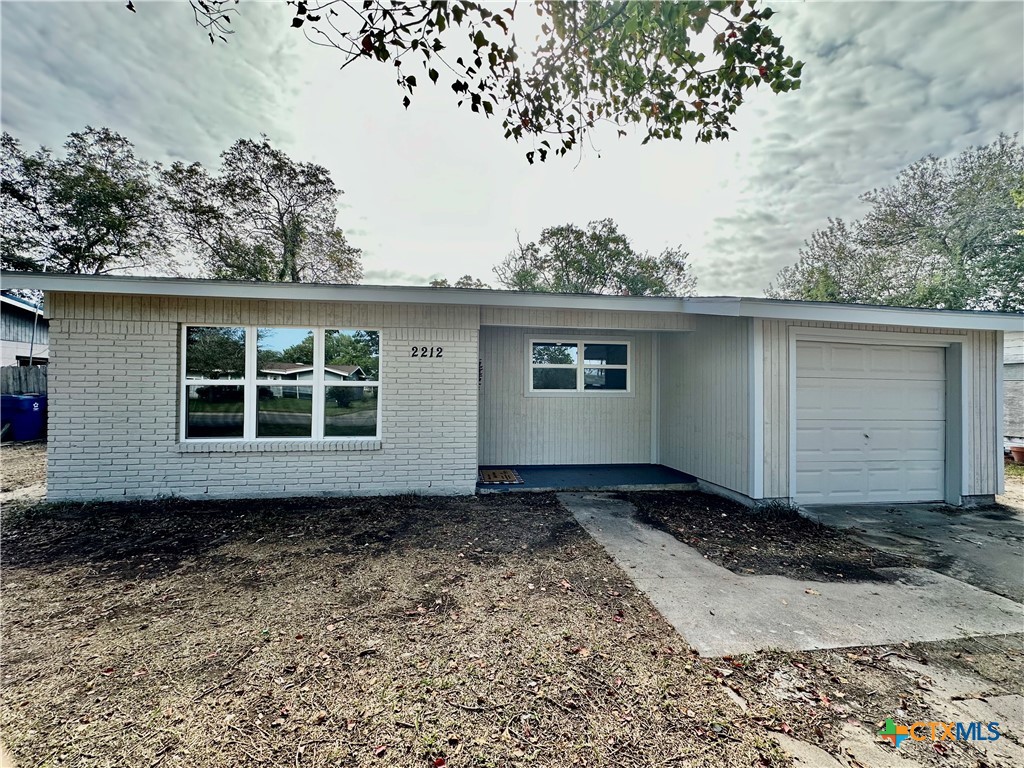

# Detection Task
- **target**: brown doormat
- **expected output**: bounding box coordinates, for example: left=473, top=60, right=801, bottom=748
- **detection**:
left=478, top=469, right=524, bottom=484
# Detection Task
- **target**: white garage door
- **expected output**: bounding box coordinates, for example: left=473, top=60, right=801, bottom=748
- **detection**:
left=795, top=341, right=945, bottom=504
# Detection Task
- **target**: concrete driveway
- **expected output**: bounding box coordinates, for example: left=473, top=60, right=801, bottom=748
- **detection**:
left=561, top=492, right=1023, bottom=657
left=803, top=502, right=1024, bottom=603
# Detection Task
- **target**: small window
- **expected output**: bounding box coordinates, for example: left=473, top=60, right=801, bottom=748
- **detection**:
left=529, top=339, right=630, bottom=393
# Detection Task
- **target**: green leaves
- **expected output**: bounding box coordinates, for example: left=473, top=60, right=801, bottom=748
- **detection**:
left=769, top=134, right=1024, bottom=312
left=493, top=219, right=697, bottom=296
left=1, top=127, right=169, bottom=275
left=182, top=1, right=804, bottom=164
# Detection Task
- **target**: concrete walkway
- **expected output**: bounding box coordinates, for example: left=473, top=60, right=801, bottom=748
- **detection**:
left=560, top=492, right=1024, bottom=657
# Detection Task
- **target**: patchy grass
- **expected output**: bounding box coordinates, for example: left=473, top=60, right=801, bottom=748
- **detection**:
left=626, top=491, right=912, bottom=582
left=1, top=493, right=787, bottom=768
left=1005, top=458, right=1024, bottom=480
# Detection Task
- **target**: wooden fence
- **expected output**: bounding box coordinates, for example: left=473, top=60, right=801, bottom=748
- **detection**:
left=0, top=365, right=47, bottom=395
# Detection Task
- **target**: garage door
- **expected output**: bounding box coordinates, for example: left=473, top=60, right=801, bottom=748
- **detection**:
left=795, top=341, right=945, bottom=504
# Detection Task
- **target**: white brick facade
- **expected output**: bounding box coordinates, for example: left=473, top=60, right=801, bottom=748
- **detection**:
left=46, top=294, right=480, bottom=500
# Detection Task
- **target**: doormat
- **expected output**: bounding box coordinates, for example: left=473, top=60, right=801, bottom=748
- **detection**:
left=478, top=469, right=524, bottom=484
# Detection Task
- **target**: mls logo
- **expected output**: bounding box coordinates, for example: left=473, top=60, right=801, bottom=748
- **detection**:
left=878, top=719, right=910, bottom=748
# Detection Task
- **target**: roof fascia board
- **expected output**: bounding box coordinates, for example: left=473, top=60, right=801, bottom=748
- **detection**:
left=0, top=272, right=685, bottom=315
left=0, top=294, right=44, bottom=314
left=682, top=297, right=1023, bottom=332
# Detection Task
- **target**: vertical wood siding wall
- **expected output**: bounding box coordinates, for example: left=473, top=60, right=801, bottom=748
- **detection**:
left=966, top=330, right=1000, bottom=494
left=1004, top=331, right=1023, bottom=438
left=480, top=306, right=692, bottom=331
left=1, top=305, right=48, bottom=344
left=478, top=326, right=653, bottom=465
left=658, top=315, right=751, bottom=496
left=760, top=320, right=1001, bottom=498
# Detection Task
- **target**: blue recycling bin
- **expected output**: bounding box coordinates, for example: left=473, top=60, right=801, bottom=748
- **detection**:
left=2, top=394, right=47, bottom=441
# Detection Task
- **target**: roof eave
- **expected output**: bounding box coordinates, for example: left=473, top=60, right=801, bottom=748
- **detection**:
left=0, top=272, right=686, bottom=314
left=681, top=297, right=1024, bottom=332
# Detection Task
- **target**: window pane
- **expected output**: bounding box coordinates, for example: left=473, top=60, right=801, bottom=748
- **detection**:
left=325, top=386, right=379, bottom=437
left=533, top=368, right=577, bottom=390
left=257, top=328, right=314, bottom=379
left=185, top=385, right=244, bottom=438
left=532, top=342, right=578, bottom=365
left=584, top=368, right=627, bottom=391
left=325, top=330, right=380, bottom=382
left=584, top=343, right=628, bottom=366
left=185, top=327, right=245, bottom=380
left=257, top=388, right=313, bottom=438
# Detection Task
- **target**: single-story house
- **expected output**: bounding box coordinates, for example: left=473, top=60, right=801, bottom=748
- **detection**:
left=1, top=292, right=49, bottom=366
left=2, top=271, right=1020, bottom=505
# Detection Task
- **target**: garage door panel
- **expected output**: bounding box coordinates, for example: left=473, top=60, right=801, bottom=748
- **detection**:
left=797, top=341, right=945, bottom=380
left=796, top=379, right=945, bottom=421
left=795, top=341, right=945, bottom=504
left=798, top=462, right=945, bottom=504
left=797, top=421, right=945, bottom=463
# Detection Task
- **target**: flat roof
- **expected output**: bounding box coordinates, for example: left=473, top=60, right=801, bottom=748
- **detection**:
left=2, top=271, right=1021, bottom=332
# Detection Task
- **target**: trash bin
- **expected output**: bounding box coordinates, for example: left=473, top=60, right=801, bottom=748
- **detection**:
left=4, top=394, right=47, bottom=441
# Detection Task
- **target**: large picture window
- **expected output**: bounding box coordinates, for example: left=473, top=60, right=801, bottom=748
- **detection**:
left=529, top=339, right=630, bottom=393
left=182, top=326, right=381, bottom=441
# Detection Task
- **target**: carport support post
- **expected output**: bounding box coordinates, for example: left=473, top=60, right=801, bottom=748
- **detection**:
left=944, top=343, right=965, bottom=506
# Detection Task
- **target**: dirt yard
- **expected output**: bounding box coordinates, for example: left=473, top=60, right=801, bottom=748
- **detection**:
left=2, top=446, right=1021, bottom=767
left=0, top=441, right=46, bottom=509
left=2, top=492, right=791, bottom=767
left=998, top=460, right=1024, bottom=510
left=628, top=491, right=912, bottom=581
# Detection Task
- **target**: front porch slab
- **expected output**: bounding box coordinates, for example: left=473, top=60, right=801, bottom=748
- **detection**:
left=477, top=463, right=697, bottom=493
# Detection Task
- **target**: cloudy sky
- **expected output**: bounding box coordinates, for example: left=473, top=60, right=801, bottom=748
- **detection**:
left=2, top=1, right=1022, bottom=295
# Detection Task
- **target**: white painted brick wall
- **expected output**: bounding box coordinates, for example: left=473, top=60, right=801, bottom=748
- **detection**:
left=45, top=294, right=480, bottom=501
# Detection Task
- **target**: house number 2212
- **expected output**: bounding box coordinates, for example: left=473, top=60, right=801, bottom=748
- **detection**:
left=410, top=346, right=443, bottom=358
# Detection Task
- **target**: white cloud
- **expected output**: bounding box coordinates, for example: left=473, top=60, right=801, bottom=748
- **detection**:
left=2, top=1, right=1021, bottom=296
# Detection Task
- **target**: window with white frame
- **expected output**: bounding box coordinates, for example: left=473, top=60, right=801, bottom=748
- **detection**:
left=529, top=339, right=630, bottom=392
left=182, top=326, right=380, bottom=440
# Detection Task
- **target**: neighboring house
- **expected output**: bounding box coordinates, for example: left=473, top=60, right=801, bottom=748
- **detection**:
left=257, top=362, right=366, bottom=399
left=259, top=362, right=366, bottom=381
left=3, top=271, right=1021, bottom=506
left=1005, top=331, right=1023, bottom=442
left=1, top=293, right=49, bottom=366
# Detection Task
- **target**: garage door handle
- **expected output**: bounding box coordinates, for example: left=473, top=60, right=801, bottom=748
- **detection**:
left=864, top=433, right=870, bottom=438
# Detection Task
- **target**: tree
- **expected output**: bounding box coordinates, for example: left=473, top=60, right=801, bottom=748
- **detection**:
left=162, top=136, right=363, bottom=283
left=168, top=1, right=802, bottom=162
left=493, top=218, right=697, bottom=296
left=278, top=330, right=379, bottom=379
left=1, top=127, right=169, bottom=274
left=767, top=134, right=1024, bottom=311
left=429, top=275, right=490, bottom=288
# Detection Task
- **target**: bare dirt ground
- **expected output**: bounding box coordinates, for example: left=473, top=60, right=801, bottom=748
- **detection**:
left=724, top=633, right=1024, bottom=768
left=628, top=491, right=912, bottom=582
left=997, top=461, right=1024, bottom=511
left=0, top=442, right=46, bottom=509
left=2, top=445, right=1020, bottom=767
left=1, top=493, right=789, bottom=768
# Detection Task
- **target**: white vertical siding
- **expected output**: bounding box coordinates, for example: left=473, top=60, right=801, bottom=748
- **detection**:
left=760, top=320, right=1000, bottom=499
left=478, top=326, right=652, bottom=465
left=658, top=316, right=751, bottom=496
left=966, top=330, right=1000, bottom=495
left=480, top=306, right=692, bottom=331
